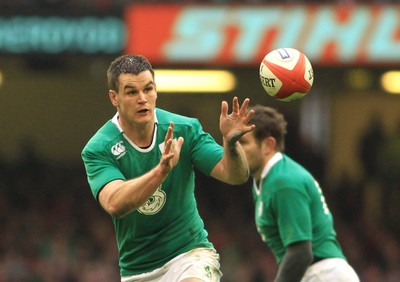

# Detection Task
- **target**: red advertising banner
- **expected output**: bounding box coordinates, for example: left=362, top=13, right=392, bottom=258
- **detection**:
left=124, top=4, right=400, bottom=66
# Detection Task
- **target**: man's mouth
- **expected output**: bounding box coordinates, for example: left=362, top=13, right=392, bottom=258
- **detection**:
left=137, top=109, right=149, bottom=114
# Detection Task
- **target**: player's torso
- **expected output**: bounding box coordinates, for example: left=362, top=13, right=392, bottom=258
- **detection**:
left=104, top=110, right=218, bottom=275
left=110, top=121, right=196, bottom=223
left=253, top=155, right=344, bottom=261
left=253, top=156, right=324, bottom=255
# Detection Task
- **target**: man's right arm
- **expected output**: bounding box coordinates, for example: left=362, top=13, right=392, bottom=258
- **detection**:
left=98, top=165, right=169, bottom=218
left=98, top=122, right=184, bottom=218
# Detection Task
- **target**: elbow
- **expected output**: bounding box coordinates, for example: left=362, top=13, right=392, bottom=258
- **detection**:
left=105, top=198, right=143, bottom=218
left=211, top=165, right=250, bottom=186
left=102, top=201, right=127, bottom=218
left=229, top=169, right=250, bottom=185
left=230, top=177, right=249, bottom=186
left=106, top=205, right=127, bottom=218
left=98, top=182, right=139, bottom=218
left=101, top=196, right=136, bottom=218
left=241, top=169, right=251, bottom=184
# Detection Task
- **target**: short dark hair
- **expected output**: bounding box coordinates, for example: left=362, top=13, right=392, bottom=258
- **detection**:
left=107, top=54, right=155, bottom=91
left=249, top=105, right=287, bottom=151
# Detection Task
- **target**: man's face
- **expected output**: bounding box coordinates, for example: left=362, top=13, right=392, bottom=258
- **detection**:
left=110, top=70, right=157, bottom=127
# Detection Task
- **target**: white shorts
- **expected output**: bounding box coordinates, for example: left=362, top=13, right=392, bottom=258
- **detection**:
left=121, top=248, right=222, bottom=282
left=301, top=258, right=360, bottom=282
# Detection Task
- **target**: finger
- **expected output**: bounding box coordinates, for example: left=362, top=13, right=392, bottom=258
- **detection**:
left=221, top=100, right=228, bottom=117
left=164, top=122, right=174, bottom=143
left=176, top=137, right=184, bottom=150
left=164, top=138, right=173, bottom=155
left=160, top=152, right=175, bottom=168
left=169, top=121, right=175, bottom=137
left=171, top=137, right=184, bottom=158
left=245, top=123, right=256, bottom=134
left=232, top=96, right=239, bottom=113
left=243, top=108, right=254, bottom=124
left=239, top=98, right=251, bottom=116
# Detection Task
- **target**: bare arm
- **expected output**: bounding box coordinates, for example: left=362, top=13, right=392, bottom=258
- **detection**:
left=274, top=241, right=313, bottom=282
left=98, top=122, right=184, bottom=218
left=210, top=97, right=255, bottom=185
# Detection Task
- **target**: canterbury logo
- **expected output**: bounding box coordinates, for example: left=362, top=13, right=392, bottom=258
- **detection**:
left=111, top=141, right=126, bottom=159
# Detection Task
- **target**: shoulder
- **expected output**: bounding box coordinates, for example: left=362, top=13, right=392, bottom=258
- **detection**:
left=280, top=155, right=312, bottom=178
left=82, top=119, right=122, bottom=156
left=268, top=154, right=314, bottom=192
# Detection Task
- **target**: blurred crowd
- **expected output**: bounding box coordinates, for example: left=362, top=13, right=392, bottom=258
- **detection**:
left=1, top=122, right=400, bottom=282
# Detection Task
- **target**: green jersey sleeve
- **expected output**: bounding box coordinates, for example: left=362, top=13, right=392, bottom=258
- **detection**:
left=82, top=146, right=126, bottom=200
left=187, top=118, right=223, bottom=176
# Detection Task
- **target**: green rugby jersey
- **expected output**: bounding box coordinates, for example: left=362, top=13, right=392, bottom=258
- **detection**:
left=82, top=108, right=223, bottom=276
left=253, top=152, right=345, bottom=264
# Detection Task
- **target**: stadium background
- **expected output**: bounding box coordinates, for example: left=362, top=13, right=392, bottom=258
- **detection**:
left=1, top=1, right=400, bottom=281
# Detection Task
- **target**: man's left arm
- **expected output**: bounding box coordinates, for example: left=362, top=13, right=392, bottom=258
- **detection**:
left=210, top=97, right=255, bottom=185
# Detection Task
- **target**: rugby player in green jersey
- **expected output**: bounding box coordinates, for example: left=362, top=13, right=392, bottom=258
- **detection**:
left=239, top=105, right=359, bottom=282
left=81, top=55, right=255, bottom=282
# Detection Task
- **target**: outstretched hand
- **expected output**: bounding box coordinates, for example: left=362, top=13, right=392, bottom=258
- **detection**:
left=220, top=97, right=255, bottom=145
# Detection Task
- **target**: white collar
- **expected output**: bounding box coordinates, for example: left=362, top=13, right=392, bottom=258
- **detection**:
left=254, top=152, right=283, bottom=195
left=111, top=110, right=159, bottom=153
left=260, top=152, right=283, bottom=179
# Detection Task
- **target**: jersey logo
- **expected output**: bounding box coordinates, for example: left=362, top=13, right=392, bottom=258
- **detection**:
left=111, top=141, right=126, bottom=160
left=138, top=185, right=166, bottom=215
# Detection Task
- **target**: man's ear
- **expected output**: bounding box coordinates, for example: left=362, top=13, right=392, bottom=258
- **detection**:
left=109, top=90, right=118, bottom=107
left=261, top=136, right=277, bottom=154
